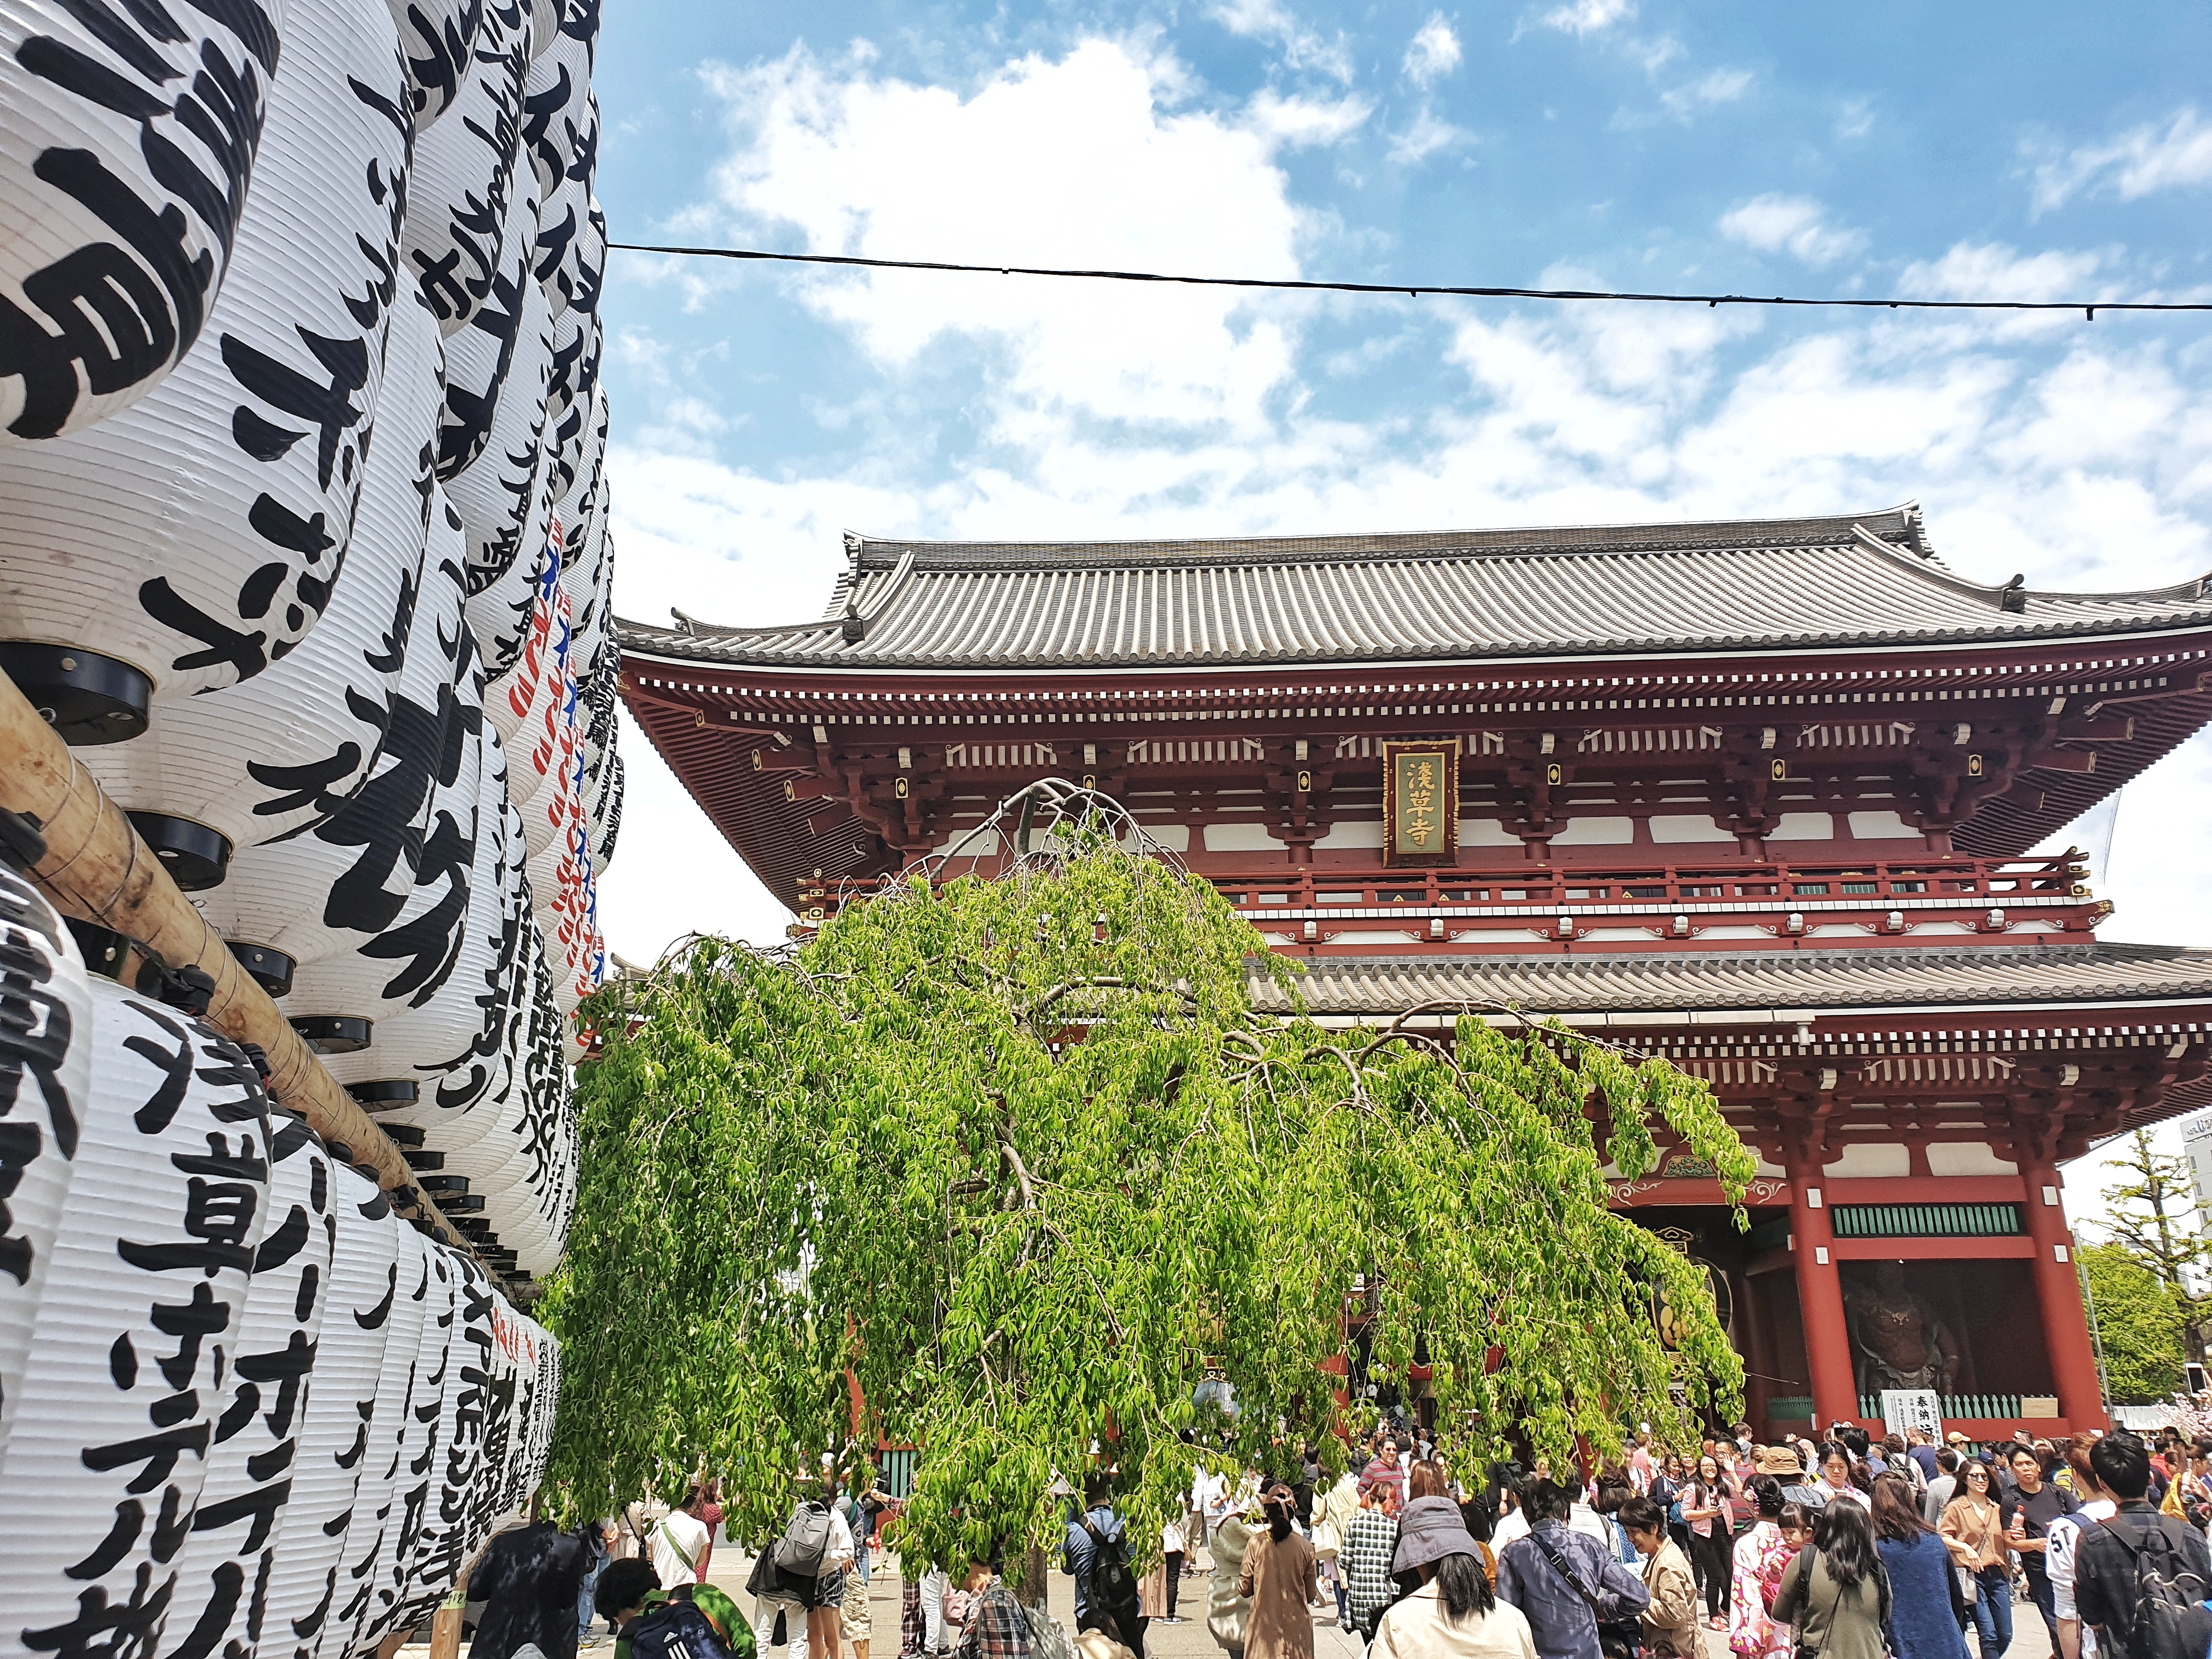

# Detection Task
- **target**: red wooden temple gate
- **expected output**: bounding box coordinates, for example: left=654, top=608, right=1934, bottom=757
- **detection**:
left=620, top=504, right=2212, bottom=1438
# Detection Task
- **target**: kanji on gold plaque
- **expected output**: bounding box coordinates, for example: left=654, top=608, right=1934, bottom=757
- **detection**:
left=1383, top=742, right=1459, bottom=866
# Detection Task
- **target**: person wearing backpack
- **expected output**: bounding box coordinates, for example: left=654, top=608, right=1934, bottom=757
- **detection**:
left=599, top=1559, right=748, bottom=1659
left=2071, top=1430, right=2212, bottom=1659
left=1065, top=1478, right=1146, bottom=1658
left=751, top=1476, right=857, bottom=1659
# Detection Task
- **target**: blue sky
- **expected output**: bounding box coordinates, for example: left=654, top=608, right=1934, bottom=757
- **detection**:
left=588, top=0, right=2212, bottom=1217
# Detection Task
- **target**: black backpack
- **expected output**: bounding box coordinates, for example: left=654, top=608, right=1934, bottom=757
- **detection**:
left=1082, top=1516, right=1145, bottom=1658
left=628, top=1600, right=735, bottom=1659
left=2095, top=1512, right=2212, bottom=1659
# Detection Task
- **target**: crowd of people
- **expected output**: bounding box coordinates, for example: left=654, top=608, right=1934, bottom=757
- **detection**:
left=442, top=1422, right=2212, bottom=1659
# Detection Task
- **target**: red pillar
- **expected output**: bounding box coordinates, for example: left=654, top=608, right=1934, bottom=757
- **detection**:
left=2020, top=1166, right=2109, bottom=1429
left=1785, top=1152, right=1858, bottom=1427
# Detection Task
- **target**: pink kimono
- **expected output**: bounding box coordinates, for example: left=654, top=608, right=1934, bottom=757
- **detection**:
left=1729, top=1521, right=1797, bottom=1659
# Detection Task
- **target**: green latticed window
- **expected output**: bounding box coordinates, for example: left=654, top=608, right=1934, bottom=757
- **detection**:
left=1831, top=1204, right=2024, bottom=1238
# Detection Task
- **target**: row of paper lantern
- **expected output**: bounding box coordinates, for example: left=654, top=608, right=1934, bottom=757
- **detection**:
left=0, top=0, right=620, bottom=1273
left=0, top=867, right=560, bottom=1659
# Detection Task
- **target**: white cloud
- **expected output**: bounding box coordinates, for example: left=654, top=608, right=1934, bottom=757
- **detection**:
left=1717, top=194, right=1868, bottom=266
left=1898, top=241, right=2104, bottom=303
left=2033, top=106, right=2212, bottom=213
left=1209, top=0, right=1355, bottom=82
left=694, top=40, right=1305, bottom=437
left=1389, top=109, right=1468, bottom=164
left=1533, top=0, right=1634, bottom=35
left=1835, top=97, right=1874, bottom=140
left=1246, top=88, right=1373, bottom=149
left=1402, top=14, right=1462, bottom=87
left=1657, top=66, right=1753, bottom=120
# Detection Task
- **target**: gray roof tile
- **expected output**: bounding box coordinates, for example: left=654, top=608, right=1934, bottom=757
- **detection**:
left=622, top=504, right=2212, bottom=671
left=1253, top=941, right=2212, bottom=1020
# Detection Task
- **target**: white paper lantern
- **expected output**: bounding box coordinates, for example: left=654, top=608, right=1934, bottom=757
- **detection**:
left=590, top=748, right=623, bottom=874
left=0, top=867, right=91, bottom=1458
left=334, top=1233, right=437, bottom=1659
left=0, top=0, right=410, bottom=744
left=198, top=545, right=482, bottom=1031
left=464, top=441, right=553, bottom=680
left=571, top=196, right=607, bottom=321
left=447, top=238, right=553, bottom=588
left=525, top=0, right=560, bottom=63
left=478, top=512, right=560, bottom=752
left=520, top=37, right=582, bottom=204
left=0, top=0, right=283, bottom=443
left=71, top=289, right=447, bottom=895
left=390, top=1249, right=492, bottom=1628
left=400, top=0, right=531, bottom=338
left=540, top=306, right=599, bottom=499
left=162, top=1109, right=335, bottom=1659
left=282, top=696, right=486, bottom=1040
left=324, top=738, right=524, bottom=1106
left=372, top=1243, right=458, bottom=1646
left=386, top=0, right=488, bottom=133
left=436, top=182, right=540, bottom=489
left=0, top=986, right=274, bottom=1659
left=260, top=1167, right=400, bottom=1659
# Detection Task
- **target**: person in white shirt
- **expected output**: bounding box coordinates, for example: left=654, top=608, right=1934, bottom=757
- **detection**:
left=1193, top=1467, right=1228, bottom=1553
left=650, top=1488, right=712, bottom=1588
left=2049, top=1441, right=2119, bottom=1659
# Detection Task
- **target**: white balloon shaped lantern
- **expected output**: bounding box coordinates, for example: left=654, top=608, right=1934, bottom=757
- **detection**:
left=386, top=0, right=488, bottom=133
left=197, top=548, right=482, bottom=1037
left=259, top=1167, right=399, bottom=1659
left=400, top=0, right=530, bottom=337
left=0, top=0, right=283, bottom=443
left=334, top=1232, right=435, bottom=1659
left=72, top=289, right=447, bottom=896
left=448, top=235, right=554, bottom=589
left=163, top=1110, right=335, bottom=1659
left=0, top=986, right=274, bottom=1659
left=0, top=868, right=91, bottom=1453
left=436, top=183, right=540, bottom=490
left=0, top=0, right=411, bottom=755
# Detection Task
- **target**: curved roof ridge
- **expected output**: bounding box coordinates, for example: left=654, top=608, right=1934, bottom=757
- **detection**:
left=615, top=501, right=2212, bottom=666
left=838, top=501, right=1936, bottom=571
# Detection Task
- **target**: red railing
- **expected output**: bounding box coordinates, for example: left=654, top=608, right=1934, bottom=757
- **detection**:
left=804, top=851, right=2102, bottom=951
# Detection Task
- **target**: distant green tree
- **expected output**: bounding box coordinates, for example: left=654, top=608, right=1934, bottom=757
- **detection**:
left=2100, top=1129, right=2209, bottom=1368
left=2080, top=1240, right=2190, bottom=1404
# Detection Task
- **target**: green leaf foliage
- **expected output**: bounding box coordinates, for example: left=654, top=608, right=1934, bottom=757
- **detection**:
left=2080, top=1240, right=2191, bottom=1404
left=540, top=823, right=1752, bottom=1568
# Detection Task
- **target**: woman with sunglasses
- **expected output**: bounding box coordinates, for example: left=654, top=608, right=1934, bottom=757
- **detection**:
left=1938, top=1459, right=2012, bottom=1659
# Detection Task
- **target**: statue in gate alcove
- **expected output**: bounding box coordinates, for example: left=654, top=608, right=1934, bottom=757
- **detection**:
left=1842, top=1261, right=1959, bottom=1397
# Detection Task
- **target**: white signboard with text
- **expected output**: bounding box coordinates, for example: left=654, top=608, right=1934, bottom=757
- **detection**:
left=1880, top=1389, right=1944, bottom=1441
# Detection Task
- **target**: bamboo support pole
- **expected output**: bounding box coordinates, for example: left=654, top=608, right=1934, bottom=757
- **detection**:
left=0, top=667, right=475, bottom=1255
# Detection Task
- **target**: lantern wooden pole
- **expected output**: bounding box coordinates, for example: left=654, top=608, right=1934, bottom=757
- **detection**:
left=0, top=667, right=477, bottom=1256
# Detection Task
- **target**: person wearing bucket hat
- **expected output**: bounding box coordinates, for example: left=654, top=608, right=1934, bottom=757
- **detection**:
left=1754, top=1444, right=1827, bottom=1516
left=1373, top=1498, right=1537, bottom=1659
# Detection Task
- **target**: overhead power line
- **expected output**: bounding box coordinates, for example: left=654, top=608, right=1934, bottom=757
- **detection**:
left=607, top=241, right=2210, bottom=319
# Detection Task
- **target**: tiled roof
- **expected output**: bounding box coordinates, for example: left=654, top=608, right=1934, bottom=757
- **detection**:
left=1252, top=942, right=2212, bottom=1023
left=618, top=504, right=2212, bottom=671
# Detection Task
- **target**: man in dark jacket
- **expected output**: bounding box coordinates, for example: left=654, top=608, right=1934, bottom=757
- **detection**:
left=1496, top=1479, right=1650, bottom=1659
left=2074, top=1431, right=2212, bottom=1659
left=472, top=1519, right=593, bottom=1659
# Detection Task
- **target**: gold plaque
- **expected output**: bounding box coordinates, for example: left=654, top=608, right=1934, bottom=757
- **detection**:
left=1382, top=742, right=1458, bottom=866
